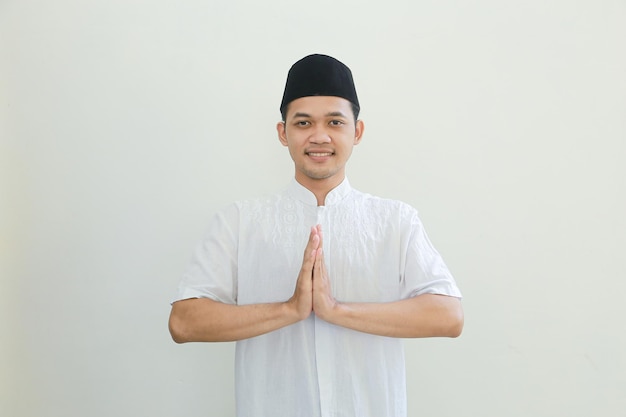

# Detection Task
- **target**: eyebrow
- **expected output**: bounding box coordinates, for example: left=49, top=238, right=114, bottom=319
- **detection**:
left=292, top=111, right=348, bottom=119
left=325, top=111, right=348, bottom=118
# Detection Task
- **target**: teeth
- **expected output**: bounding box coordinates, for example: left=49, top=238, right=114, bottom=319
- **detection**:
left=308, top=152, right=332, bottom=157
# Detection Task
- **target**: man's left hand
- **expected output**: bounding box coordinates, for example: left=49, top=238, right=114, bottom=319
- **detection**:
left=312, top=226, right=338, bottom=320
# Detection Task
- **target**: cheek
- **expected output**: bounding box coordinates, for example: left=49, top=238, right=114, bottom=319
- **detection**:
left=286, top=144, right=301, bottom=161
left=285, top=136, right=306, bottom=153
left=337, top=141, right=354, bottom=155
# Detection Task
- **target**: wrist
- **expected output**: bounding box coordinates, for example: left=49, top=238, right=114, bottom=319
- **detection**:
left=316, top=299, right=342, bottom=323
left=283, top=297, right=311, bottom=323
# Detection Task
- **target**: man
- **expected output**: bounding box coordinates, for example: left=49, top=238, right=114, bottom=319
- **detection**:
left=169, top=54, right=463, bottom=417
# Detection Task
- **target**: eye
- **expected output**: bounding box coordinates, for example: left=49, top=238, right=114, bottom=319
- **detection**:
left=295, top=120, right=310, bottom=127
left=329, top=120, right=345, bottom=126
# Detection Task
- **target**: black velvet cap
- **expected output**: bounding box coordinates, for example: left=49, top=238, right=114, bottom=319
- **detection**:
left=279, top=54, right=360, bottom=116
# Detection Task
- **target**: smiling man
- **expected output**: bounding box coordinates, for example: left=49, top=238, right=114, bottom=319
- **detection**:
left=169, top=54, right=463, bottom=417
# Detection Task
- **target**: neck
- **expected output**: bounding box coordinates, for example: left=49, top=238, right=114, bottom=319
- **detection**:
left=295, top=174, right=345, bottom=206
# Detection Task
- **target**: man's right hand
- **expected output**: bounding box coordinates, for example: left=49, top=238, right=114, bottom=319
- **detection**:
left=286, top=225, right=321, bottom=321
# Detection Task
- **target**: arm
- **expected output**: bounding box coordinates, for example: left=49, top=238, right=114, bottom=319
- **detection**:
left=169, top=297, right=300, bottom=343
left=316, top=288, right=464, bottom=338
left=312, top=244, right=464, bottom=338
left=168, top=226, right=321, bottom=343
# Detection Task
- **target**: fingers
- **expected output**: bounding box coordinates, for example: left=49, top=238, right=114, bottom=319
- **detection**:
left=302, top=226, right=320, bottom=265
left=310, top=226, right=321, bottom=251
left=313, top=247, right=326, bottom=286
left=312, top=247, right=336, bottom=320
left=313, top=248, right=322, bottom=274
left=302, top=225, right=326, bottom=273
left=317, top=224, right=323, bottom=250
left=317, top=247, right=324, bottom=266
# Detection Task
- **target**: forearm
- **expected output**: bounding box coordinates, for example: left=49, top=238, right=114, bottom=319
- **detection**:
left=168, top=297, right=301, bottom=343
left=320, top=294, right=464, bottom=338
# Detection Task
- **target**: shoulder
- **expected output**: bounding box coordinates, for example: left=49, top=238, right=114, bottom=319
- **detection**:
left=349, top=188, right=419, bottom=219
left=232, top=189, right=290, bottom=213
left=224, top=189, right=299, bottom=226
left=199, top=189, right=292, bottom=241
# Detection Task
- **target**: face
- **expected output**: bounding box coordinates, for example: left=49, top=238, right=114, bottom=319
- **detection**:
left=277, top=96, right=364, bottom=190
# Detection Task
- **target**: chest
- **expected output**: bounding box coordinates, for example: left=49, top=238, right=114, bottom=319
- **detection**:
left=235, top=201, right=404, bottom=305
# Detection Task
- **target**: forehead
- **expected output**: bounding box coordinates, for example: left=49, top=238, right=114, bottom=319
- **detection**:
left=286, top=96, right=353, bottom=119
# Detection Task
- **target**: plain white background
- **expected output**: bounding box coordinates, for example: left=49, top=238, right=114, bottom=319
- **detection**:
left=1, top=1, right=625, bottom=416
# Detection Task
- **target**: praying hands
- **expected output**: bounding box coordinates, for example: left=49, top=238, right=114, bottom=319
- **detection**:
left=287, top=225, right=337, bottom=321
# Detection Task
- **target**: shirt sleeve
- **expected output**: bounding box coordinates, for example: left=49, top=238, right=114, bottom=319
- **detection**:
left=172, top=203, right=239, bottom=304
left=400, top=207, right=462, bottom=299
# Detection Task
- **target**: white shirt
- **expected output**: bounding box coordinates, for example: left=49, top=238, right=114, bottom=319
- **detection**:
left=175, top=178, right=461, bottom=417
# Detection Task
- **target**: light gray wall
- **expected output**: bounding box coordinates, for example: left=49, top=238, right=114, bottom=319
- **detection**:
left=2, top=1, right=625, bottom=416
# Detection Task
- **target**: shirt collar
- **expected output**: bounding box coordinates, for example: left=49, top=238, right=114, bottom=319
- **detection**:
left=285, top=177, right=353, bottom=206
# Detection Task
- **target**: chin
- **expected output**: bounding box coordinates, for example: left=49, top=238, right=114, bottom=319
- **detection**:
left=303, top=170, right=335, bottom=180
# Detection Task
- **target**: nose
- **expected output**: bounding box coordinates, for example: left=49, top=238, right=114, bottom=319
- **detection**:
left=308, top=125, right=331, bottom=144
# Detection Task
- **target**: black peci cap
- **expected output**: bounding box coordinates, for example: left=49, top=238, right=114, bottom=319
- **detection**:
left=279, top=54, right=360, bottom=116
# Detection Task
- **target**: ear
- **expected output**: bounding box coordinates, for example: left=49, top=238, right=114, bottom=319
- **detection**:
left=276, top=121, right=288, bottom=146
left=353, top=119, right=365, bottom=145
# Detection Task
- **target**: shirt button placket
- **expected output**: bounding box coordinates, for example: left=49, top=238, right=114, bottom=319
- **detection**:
left=314, top=205, right=332, bottom=416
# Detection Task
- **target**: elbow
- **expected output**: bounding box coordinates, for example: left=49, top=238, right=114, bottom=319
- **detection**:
left=168, top=312, right=189, bottom=344
left=445, top=304, right=464, bottom=338
left=447, top=314, right=464, bottom=338
left=423, top=295, right=464, bottom=338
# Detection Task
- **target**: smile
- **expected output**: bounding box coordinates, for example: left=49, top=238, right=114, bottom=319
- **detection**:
left=307, top=152, right=333, bottom=157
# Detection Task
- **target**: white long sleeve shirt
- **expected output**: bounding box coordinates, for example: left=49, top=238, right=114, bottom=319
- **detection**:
left=174, top=178, right=461, bottom=417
